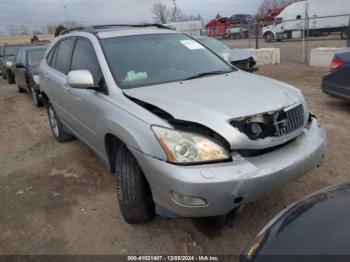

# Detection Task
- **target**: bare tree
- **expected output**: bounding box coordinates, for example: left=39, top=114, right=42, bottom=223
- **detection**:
left=152, top=1, right=202, bottom=24
left=20, top=26, right=29, bottom=35
left=46, top=24, right=56, bottom=35
left=152, top=2, right=169, bottom=24
left=7, top=25, right=20, bottom=36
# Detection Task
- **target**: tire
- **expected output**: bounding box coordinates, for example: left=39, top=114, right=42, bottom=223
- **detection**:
left=46, top=101, right=74, bottom=142
left=31, top=86, right=43, bottom=107
left=264, top=32, right=274, bottom=43
left=1, top=68, right=7, bottom=80
left=116, top=144, right=155, bottom=224
left=18, top=84, right=25, bottom=93
left=7, top=71, right=15, bottom=84
left=341, top=30, right=349, bottom=40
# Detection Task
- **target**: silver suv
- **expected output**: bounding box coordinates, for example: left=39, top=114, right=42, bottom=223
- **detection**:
left=40, top=24, right=326, bottom=224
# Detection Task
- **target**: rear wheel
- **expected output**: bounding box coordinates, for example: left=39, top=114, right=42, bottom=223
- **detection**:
left=47, top=101, right=74, bottom=142
left=1, top=68, right=6, bottom=80
left=17, top=84, right=25, bottom=93
left=31, top=87, right=43, bottom=107
left=264, top=32, right=274, bottom=43
left=116, top=144, right=155, bottom=224
left=341, top=30, right=349, bottom=40
left=7, top=71, right=15, bottom=84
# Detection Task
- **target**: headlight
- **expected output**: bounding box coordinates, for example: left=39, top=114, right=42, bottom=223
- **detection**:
left=5, top=61, right=13, bottom=68
left=152, top=126, right=230, bottom=164
left=33, top=75, right=40, bottom=85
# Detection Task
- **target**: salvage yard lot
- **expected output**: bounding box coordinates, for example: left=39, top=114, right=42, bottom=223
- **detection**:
left=0, top=64, right=349, bottom=255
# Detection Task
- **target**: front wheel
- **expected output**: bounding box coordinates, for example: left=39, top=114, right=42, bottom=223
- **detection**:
left=47, top=101, right=74, bottom=142
left=264, top=32, right=274, bottom=43
left=116, top=145, right=155, bottom=224
left=341, top=30, right=349, bottom=40
left=18, top=84, right=25, bottom=93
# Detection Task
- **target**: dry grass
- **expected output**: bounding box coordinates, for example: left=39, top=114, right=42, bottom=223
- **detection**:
left=0, top=35, right=54, bottom=45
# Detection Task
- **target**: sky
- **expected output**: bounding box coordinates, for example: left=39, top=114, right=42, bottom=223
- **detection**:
left=0, top=0, right=262, bottom=35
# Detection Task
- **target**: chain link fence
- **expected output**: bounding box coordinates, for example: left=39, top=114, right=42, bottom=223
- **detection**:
left=201, top=14, right=350, bottom=65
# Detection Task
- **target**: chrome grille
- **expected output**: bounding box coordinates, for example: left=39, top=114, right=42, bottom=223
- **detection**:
left=274, top=104, right=305, bottom=137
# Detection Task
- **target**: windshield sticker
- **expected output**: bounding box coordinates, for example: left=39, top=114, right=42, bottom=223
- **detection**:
left=180, top=40, right=205, bottom=50
left=124, top=71, right=148, bottom=82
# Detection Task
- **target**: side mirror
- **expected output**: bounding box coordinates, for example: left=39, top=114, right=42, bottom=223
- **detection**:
left=67, top=70, right=95, bottom=89
left=16, top=63, right=25, bottom=68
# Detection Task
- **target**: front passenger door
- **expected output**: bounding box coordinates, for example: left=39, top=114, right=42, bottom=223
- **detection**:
left=64, top=38, right=105, bottom=151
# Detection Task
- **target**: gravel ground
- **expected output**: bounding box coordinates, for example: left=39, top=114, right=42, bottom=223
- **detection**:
left=0, top=64, right=349, bottom=256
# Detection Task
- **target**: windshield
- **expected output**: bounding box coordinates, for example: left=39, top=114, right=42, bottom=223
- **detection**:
left=101, top=33, right=233, bottom=89
left=197, top=37, right=231, bottom=54
left=28, top=49, right=46, bottom=66
left=4, top=45, right=23, bottom=57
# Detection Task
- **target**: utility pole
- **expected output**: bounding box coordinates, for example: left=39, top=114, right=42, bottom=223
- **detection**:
left=63, top=4, right=68, bottom=26
left=347, top=17, right=350, bottom=47
left=172, top=0, right=177, bottom=22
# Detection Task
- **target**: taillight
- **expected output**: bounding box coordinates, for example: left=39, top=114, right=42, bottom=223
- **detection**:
left=330, top=58, right=344, bottom=72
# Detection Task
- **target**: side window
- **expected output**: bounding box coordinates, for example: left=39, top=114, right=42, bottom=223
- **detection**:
left=21, top=50, right=27, bottom=65
left=71, top=39, right=102, bottom=85
left=53, top=38, right=74, bottom=74
left=46, top=44, right=57, bottom=65
left=14, top=49, right=20, bottom=62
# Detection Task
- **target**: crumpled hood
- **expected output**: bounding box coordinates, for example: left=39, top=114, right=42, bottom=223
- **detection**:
left=228, top=48, right=252, bottom=62
left=124, top=71, right=303, bottom=123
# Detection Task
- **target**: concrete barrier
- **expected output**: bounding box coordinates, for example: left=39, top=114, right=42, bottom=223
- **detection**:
left=310, top=47, right=344, bottom=68
left=250, top=48, right=281, bottom=66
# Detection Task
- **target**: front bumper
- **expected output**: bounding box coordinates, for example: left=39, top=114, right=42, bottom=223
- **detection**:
left=131, top=117, right=326, bottom=218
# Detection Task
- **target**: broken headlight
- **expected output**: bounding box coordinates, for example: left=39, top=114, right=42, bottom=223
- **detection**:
left=152, top=126, right=230, bottom=164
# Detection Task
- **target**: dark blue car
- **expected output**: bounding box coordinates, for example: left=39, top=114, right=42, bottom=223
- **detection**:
left=241, top=184, right=350, bottom=262
left=322, top=48, right=350, bottom=100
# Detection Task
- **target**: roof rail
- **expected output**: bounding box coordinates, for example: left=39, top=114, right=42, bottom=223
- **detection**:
left=60, top=26, right=97, bottom=35
left=92, top=24, right=171, bottom=30
left=60, top=24, right=171, bottom=35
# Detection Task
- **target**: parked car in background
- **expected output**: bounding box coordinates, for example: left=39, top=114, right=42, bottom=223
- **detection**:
left=0, top=44, right=31, bottom=84
left=40, top=24, right=325, bottom=224
left=240, top=184, right=350, bottom=261
left=322, top=48, right=350, bottom=100
left=14, top=45, right=47, bottom=107
left=196, top=36, right=258, bottom=72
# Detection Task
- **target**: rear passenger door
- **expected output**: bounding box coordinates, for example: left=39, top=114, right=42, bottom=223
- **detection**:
left=63, top=38, right=105, bottom=151
left=44, top=38, right=75, bottom=122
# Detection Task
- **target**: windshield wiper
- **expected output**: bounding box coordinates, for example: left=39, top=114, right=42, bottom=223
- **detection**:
left=183, top=70, right=230, bottom=80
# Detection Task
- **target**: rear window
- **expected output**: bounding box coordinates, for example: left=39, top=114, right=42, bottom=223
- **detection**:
left=28, top=49, right=46, bottom=66
left=4, top=45, right=23, bottom=57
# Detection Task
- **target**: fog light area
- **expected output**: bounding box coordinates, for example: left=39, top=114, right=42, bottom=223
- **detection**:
left=171, top=191, right=208, bottom=207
